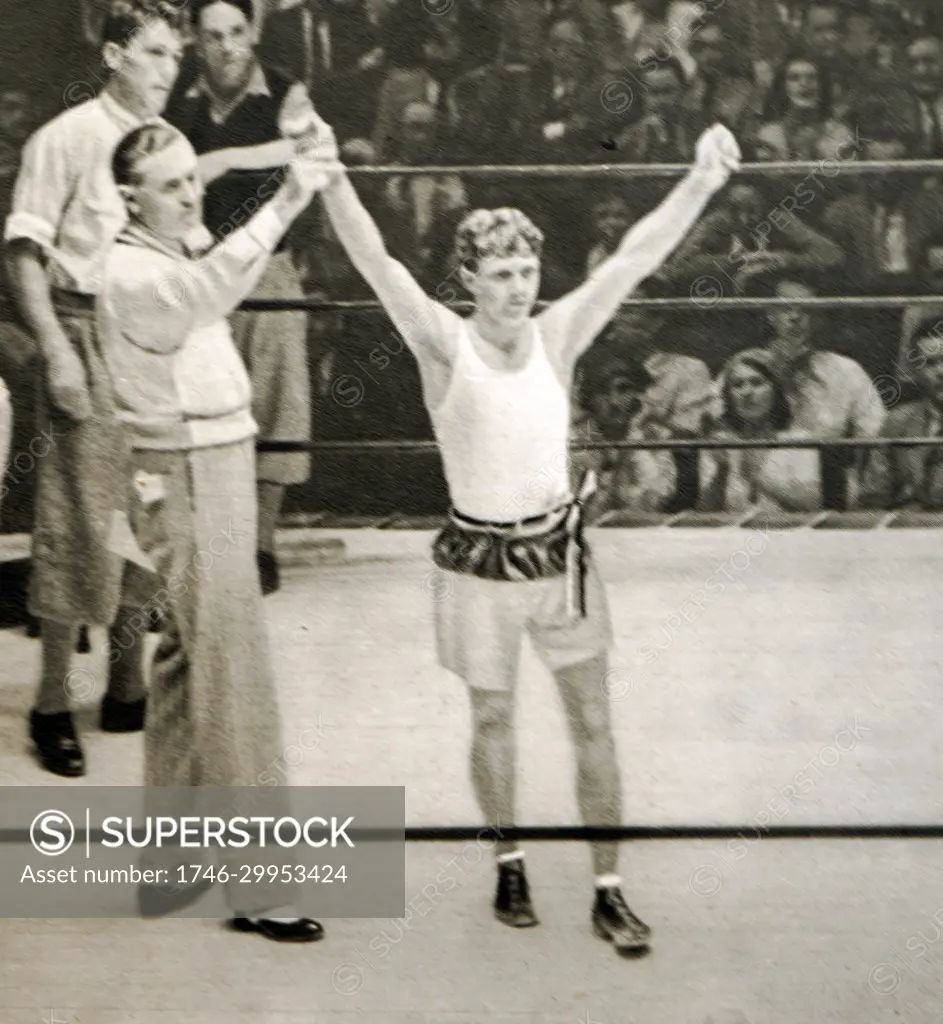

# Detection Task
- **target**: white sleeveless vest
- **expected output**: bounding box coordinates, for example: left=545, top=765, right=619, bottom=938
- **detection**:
left=429, top=320, right=572, bottom=521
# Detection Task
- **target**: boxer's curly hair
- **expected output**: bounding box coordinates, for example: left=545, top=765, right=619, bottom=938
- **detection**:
left=452, top=208, right=544, bottom=272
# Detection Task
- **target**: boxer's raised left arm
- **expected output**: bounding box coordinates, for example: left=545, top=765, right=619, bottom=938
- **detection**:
left=540, top=125, right=740, bottom=369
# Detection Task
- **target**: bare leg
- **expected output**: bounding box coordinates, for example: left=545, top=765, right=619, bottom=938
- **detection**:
left=469, top=688, right=518, bottom=859
left=553, top=653, right=621, bottom=877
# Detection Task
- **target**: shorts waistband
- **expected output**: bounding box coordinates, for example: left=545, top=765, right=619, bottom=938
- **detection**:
left=449, top=502, right=571, bottom=537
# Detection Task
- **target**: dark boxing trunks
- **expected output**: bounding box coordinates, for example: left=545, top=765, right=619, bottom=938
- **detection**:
left=432, top=472, right=597, bottom=618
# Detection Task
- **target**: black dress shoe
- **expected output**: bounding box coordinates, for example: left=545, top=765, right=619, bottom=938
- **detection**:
left=29, top=710, right=85, bottom=777
left=229, top=916, right=324, bottom=942
left=257, top=550, right=281, bottom=596
left=592, top=887, right=651, bottom=953
left=100, top=694, right=147, bottom=733
left=138, top=876, right=215, bottom=918
left=494, top=859, right=539, bottom=928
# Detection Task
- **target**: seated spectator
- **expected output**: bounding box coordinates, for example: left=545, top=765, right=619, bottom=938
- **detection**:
left=822, top=117, right=943, bottom=379
left=421, top=0, right=501, bottom=82
left=897, top=300, right=943, bottom=397
left=370, top=0, right=448, bottom=161
left=798, top=0, right=858, bottom=117
left=603, top=0, right=701, bottom=78
left=571, top=349, right=678, bottom=518
left=698, top=349, right=822, bottom=513
left=607, top=57, right=708, bottom=164
left=901, top=34, right=943, bottom=159
left=683, top=18, right=763, bottom=136
left=447, top=18, right=601, bottom=165
left=495, top=0, right=549, bottom=66
left=572, top=311, right=714, bottom=516
left=256, top=0, right=378, bottom=96
left=751, top=53, right=854, bottom=162
left=860, top=315, right=943, bottom=510
left=745, top=0, right=804, bottom=89
left=377, top=102, right=468, bottom=288
left=843, top=3, right=907, bottom=76
left=755, top=274, right=884, bottom=507
left=822, top=117, right=943, bottom=278
left=584, top=191, right=633, bottom=277
left=758, top=275, right=885, bottom=440
left=670, top=181, right=843, bottom=296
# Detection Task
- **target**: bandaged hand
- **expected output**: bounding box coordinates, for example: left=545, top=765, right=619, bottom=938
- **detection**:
left=284, top=112, right=345, bottom=199
left=693, top=124, right=741, bottom=193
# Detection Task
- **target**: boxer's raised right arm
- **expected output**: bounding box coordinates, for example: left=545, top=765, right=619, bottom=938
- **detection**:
left=320, top=170, right=457, bottom=368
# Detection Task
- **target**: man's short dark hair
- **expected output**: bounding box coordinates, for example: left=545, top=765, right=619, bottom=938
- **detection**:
left=101, top=0, right=185, bottom=48
left=113, top=122, right=187, bottom=187
left=640, top=55, right=686, bottom=85
left=191, top=0, right=256, bottom=27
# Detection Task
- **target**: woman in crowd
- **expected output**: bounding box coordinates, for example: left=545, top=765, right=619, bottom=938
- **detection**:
left=750, top=52, right=854, bottom=162
left=699, top=349, right=822, bottom=513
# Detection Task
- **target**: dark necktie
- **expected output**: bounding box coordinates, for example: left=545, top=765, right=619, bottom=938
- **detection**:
left=925, top=100, right=943, bottom=158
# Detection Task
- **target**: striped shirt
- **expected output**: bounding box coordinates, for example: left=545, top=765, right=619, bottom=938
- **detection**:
left=4, top=91, right=155, bottom=296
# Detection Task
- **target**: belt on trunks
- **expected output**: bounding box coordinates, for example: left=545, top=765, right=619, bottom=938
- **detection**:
left=434, top=470, right=597, bottom=619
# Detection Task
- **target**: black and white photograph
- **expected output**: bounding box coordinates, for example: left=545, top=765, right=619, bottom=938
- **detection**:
left=2, top=0, right=943, bottom=1021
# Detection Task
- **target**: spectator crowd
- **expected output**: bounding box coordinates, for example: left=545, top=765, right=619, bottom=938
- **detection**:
left=5, top=0, right=943, bottom=523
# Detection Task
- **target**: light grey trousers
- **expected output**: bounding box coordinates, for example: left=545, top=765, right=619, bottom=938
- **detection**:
left=124, top=438, right=298, bottom=915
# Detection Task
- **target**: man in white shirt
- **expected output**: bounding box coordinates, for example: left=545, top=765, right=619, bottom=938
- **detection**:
left=4, top=0, right=185, bottom=778
left=101, top=118, right=333, bottom=940
left=761, top=276, right=885, bottom=507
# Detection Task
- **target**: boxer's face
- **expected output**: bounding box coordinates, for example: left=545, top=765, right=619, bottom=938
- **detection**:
left=197, top=1, right=256, bottom=95
left=466, top=253, right=541, bottom=325
left=126, top=137, right=205, bottom=243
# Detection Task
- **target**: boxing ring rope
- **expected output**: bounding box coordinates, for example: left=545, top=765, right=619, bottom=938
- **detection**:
left=339, top=159, right=943, bottom=178
left=243, top=296, right=943, bottom=312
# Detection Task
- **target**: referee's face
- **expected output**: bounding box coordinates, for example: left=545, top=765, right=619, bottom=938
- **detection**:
left=130, top=138, right=205, bottom=244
